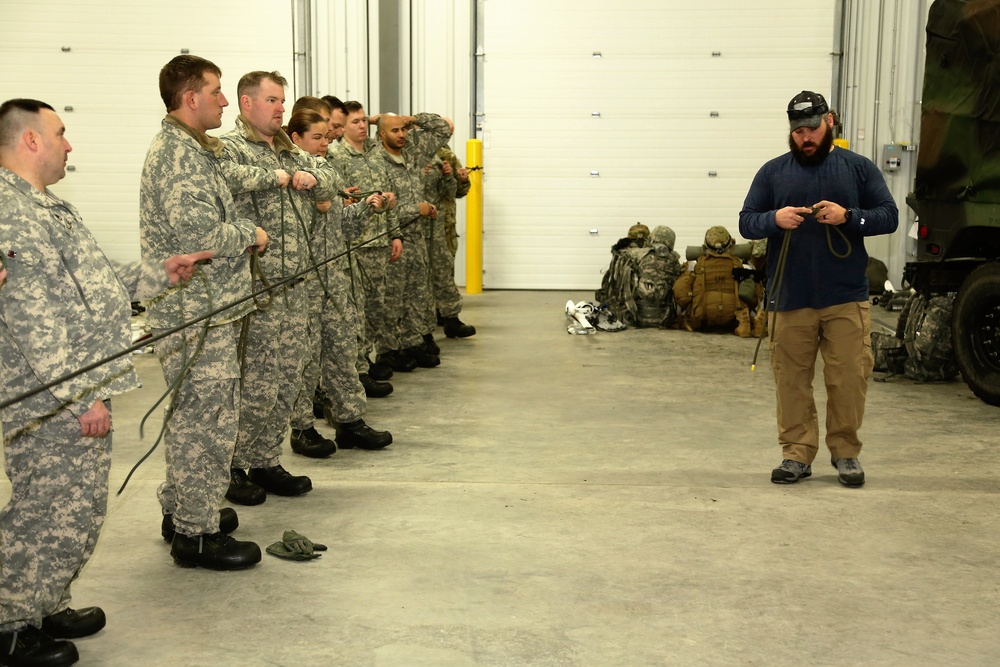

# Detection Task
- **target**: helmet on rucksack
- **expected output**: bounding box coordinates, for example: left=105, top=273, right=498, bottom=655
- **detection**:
left=703, top=226, right=734, bottom=255
left=650, top=225, right=676, bottom=251
left=628, top=223, right=651, bottom=241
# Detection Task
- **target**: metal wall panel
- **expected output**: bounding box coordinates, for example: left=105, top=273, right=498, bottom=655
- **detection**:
left=0, top=0, right=294, bottom=262
left=479, top=0, right=835, bottom=289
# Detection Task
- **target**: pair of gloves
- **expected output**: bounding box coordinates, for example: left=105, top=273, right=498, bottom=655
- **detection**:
left=266, top=530, right=328, bottom=561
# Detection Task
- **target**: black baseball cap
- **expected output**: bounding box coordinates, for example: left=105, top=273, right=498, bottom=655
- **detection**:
left=787, top=91, right=829, bottom=130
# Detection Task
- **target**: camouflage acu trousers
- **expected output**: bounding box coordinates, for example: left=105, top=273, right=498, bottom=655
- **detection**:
left=319, top=268, right=366, bottom=423
left=354, top=245, right=399, bottom=355
left=344, top=254, right=370, bottom=374
left=290, top=311, right=323, bottom=431
left=154, top=321, right=241, bottom=537
left=0, top=405, right=111, bottom=631
left=387, top=219, right=435, bottom=349
left=233, top=285, right=308, bottom=469
left=425, top=215, right=463, bottom=318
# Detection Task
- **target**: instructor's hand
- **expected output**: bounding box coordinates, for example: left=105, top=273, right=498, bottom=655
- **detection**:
left=812, top=200, right=848, bottom=225
left=775, top=206, right=813, bottom=230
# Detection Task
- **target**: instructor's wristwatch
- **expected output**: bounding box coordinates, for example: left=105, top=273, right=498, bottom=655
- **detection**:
left=844, top=208, right=854, bottom=224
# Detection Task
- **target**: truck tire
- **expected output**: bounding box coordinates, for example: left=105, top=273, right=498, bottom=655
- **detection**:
left=952, top=262, right=1000, bottom=406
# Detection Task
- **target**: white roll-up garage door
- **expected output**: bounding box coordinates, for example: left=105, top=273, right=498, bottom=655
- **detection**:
left=480, top=0, right=836, bottom=289
left=0, top=0, right=294, bottom=262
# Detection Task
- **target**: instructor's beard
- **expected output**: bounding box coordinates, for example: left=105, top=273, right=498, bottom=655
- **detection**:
left=789, top=124, right=834, bottom=167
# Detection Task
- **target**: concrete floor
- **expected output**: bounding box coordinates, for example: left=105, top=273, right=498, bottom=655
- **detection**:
left=2, top=290, right=1000, bottom=666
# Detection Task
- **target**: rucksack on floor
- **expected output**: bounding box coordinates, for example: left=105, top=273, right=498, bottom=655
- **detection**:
left=673, top=252, right=746, bottom=330
left=902, top=293, right=960, bottom=382
left=871, top=331, right=907, bottom=374
left=596, top=227, right=682, bottom=328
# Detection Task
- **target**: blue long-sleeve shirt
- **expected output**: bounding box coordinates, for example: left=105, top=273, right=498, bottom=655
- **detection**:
left=738, top=147, right=898, bottom=311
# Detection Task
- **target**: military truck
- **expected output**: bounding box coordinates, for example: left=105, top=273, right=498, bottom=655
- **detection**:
left=903, top=0, right=1000, bottom=406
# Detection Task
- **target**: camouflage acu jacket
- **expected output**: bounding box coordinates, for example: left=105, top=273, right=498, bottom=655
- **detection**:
left=0, top=169, right=169, bottom=424
left=434, top=147, right=471, bottom=253
left=140, top=116, right=258, bottom=328
left=422, top=154, right=459, bottom=208
left=221, top=116, right=352, bottom=286
left=327, top=136, right=400, bottom=249
left=377, top=113, right=454, bottom=241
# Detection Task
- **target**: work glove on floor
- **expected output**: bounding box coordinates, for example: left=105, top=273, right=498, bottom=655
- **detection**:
left=266, top=530, right=329, bottom=561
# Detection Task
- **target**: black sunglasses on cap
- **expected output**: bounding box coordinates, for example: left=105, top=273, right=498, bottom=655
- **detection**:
left=787, top=91, right=829, bottom=121
left=787, top=101, right=829, bottom=121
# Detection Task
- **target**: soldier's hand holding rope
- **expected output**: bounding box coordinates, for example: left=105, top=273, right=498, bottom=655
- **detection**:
left=249, top=227, right=269, bottom=253
left=164, top=250, right=215, bottom=285
left=291, top=171, right=318, bottom=191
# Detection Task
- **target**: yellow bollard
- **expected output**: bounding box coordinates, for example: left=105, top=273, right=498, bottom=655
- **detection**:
left=465, top=139, right=483, bottom=294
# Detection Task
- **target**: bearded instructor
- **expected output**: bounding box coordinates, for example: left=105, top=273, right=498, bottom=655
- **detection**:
left=738, top=91, right=898, bottom=487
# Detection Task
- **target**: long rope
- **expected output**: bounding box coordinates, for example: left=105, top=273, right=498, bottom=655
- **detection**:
left=0, top=210, right=408, bottom=414
left=118, top=270, right=213, bottom=495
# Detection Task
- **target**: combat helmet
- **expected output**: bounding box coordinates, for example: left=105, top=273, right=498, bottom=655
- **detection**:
left=703, top=225, right=734, bottom=255
left=650, top=225, right=676, bottom=251
left=628, top=223, right=650, bottom=241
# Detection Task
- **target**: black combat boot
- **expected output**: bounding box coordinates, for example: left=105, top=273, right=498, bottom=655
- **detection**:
left=368, top=360, right=394, bottom=381
left=335, top=420, right=393, bottom=450
left=422, top=333, right=440, bottom=355
left=405, top=345, right=440, bottom=368
left=0, top=626, right=78, bottom=667
left=225, top=468, right=266, bottom=506
left=170, top=532, right=261, bottom=570
left=248, top=465, right=312, bottom=497
left=381, top=349, right=417, bottom=373
left=360, top=373, right=393, bottom=398
left=41, top=608, right=106, bottom=639
left=161, top=508, right=239, bottom=543
left=443, top=316, right=476, bottom=338
left=290, top=426, right=338, bottom=458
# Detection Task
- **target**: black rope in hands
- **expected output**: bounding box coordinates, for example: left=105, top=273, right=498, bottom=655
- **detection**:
left=748, top=206, right=854, bottom=370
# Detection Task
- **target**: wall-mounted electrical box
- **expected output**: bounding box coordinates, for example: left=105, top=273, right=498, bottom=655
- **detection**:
left=883, top=144, right=904, bottom=172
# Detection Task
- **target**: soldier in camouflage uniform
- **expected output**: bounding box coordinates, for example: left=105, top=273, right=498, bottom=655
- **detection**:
left=0, top=98, right=212, bottom=665
left=328, top=101, right=407, bottom=378
left=422, top=146, right=476, bottom=339
left=219, top=72, right=387, bottom=505
left=284, top=108, right=393, bottom=454
left=375, top=112, right=455, bottom=366
left=140, top=56, right=267, bottom=572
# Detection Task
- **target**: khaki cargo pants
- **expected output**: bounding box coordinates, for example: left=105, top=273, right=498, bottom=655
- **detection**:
left=769, top=301, right=874, bottom=464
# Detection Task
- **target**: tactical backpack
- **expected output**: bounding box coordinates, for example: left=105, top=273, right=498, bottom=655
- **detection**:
left=596, top=228, right=682, bottom=328
left=673, top=252, right=746, bottom=330
left=901, top=293, right=960, bottom=382
left=871, top=331, right=908, bottom=374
